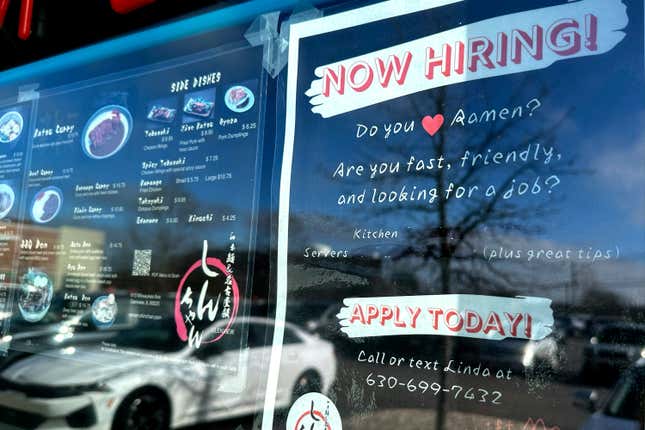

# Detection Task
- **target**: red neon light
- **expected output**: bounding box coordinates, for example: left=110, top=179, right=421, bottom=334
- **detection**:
left=110, top=0, right=157, bottom=14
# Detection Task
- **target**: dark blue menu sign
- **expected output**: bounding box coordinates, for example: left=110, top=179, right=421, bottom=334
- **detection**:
left=0, top=45, right=266, bottom=392
left=0, top=100, right=37, bottom=344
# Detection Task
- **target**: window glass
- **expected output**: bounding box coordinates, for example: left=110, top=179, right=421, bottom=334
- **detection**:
left=271, top=0, right=645, bottom=429
left=248, top=322, right=273, bottom=348
left=283, top=327, right=302, bottom=345
left=597, top=327, right=645, bottom=346
left=0, top=1, right=643, bottom=430
left=605, top=368, right=645, bottom=421
left=0, top=36, right=266, bottom=397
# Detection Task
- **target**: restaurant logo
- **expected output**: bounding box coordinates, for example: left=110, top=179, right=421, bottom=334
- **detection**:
left=524, top=418, right=561, bottom=430
left=174, top=239, right=239, bottom=348
left=287, top=393, right=342, bottom=430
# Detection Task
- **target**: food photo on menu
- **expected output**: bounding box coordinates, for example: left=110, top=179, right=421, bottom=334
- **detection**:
left=183, top=89, right=216, bottom=121
left=0, top=7, right=278, bottom=429
left=0, top=110, right=23, bottom=145
left=82, top=105, right=133, bottom=159
left=0, top=1, right=640, bottom=430
left=146, top=97, right=179, bottom=125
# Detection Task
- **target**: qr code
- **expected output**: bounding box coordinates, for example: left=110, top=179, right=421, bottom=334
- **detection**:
left=132, top=249, right=152, bottom=276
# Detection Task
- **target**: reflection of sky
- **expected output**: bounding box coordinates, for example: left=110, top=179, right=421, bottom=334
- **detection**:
left=288, top=0, right=645, bottom=258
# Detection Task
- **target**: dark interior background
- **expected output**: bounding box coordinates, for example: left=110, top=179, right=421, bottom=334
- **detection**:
left=0, top=0, right=243, bottom=71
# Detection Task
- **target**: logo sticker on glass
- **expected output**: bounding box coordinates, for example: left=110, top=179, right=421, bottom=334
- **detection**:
left=287, top=393, right=342, bottom=430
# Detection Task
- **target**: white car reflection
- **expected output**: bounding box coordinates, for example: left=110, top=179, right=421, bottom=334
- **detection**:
left=578, top=358, right=644, bottom=430
left=0, top=317, right=336, bottom=430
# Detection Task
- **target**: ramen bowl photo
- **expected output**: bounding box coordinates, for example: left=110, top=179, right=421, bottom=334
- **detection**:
left=0, top=183, right=15, bottom=220
left=18, top=269, right=53, bottom=323
left=92, top=294, right=118, bottom=328
left=0, top=111, right=23, bottom=144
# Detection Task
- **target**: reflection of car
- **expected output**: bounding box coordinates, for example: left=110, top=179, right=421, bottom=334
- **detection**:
left=305, top=303, right=343, bottom=337
left=443, top=328, right=565, bottom=375
left=0, top=292, right=140, bottom=360
left=0, top=317, right=336, bottom=430
left=578, top=358, right=644, bottom=429
left=583, top=324, right=645, bottom=377
left=522, top=335, right=565, bottom=373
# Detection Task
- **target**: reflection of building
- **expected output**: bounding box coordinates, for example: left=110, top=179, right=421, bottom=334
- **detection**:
left=0, top=220, right=20, bottom=275
left=0, top=222, right=104, bottom=329
left=15, top=224, right=106, bottom=293
left=57, top=226, right=106, bottom=293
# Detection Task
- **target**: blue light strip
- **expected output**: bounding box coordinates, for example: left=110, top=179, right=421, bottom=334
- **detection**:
left=0, top=0, right=325, bottom=86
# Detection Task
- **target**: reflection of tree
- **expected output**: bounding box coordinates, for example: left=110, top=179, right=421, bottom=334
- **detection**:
left=348, top=79, right=573, bottom=429
left=579, top=288, right=624, bottom=314
left=123, top=182, right=263, bottom=418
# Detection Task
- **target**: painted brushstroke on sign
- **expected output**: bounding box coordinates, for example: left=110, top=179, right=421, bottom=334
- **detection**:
left=337, top=295, right=553, bottom=341
left=307, top=0, right=628, bottom=117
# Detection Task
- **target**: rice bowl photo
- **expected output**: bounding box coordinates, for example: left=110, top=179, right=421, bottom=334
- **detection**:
left=82, top=105, right=133, bottom=159
left=30, top=186, right=63, bottom=224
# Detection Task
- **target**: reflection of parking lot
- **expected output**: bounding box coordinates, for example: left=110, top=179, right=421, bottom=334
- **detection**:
left=182, top=348, right=613, bottom=430
left=0, top=316, right=336, bottom=430
left=334, top=356, right=608, bottom=430
left=181, top=416, right=255, bottom=430
left=181, top=332, right=633, bottom=430
left=0, top=306, right=639, bottom=430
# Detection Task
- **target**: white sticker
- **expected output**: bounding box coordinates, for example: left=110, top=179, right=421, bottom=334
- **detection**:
left=286, top=393, right=342, bottom=430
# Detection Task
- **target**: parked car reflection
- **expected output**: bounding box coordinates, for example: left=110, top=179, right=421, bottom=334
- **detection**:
left=0, top=317, right=336, bottom=430
left=0, top=292, right=148, bottom=374
left=582, top=323, right=645, bottom=380
left=578, top=357, right=644, bottom=430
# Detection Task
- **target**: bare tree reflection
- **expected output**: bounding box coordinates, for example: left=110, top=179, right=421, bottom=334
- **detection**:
left=339, top=78, right=575, bottom=429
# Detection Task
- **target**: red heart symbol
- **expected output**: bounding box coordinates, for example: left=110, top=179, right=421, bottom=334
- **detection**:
left=422, top=114, right=444, bottom=137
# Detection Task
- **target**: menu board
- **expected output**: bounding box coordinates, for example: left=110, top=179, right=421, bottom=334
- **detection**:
left=0, top=100, right=37, bottom=347
left=1, top=45, right=266, bottom=392
left=270, top=0, right=645, bottom=429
